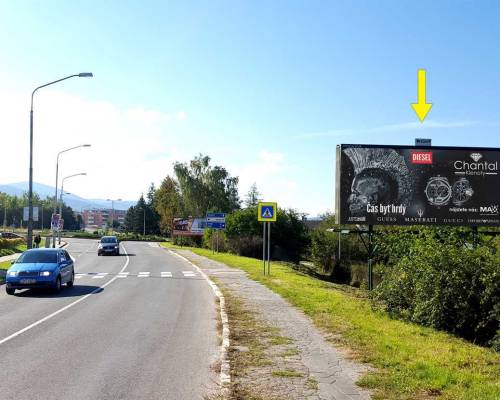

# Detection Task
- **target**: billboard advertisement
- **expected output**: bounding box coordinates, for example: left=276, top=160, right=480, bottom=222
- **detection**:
left=172, top=217, right=207, bottom=236
left=336, top=144, right=500, bottom=227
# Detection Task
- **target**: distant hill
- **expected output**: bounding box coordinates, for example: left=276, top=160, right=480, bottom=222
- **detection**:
left=0, top=182, right=135, bottom=211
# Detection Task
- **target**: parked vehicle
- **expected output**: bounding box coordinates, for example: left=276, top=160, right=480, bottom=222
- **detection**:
left=5, top=248, right=74, bottom=295
left=1, top=232, right=24, bottom=240
left=98, top=236, right=120, bottom=256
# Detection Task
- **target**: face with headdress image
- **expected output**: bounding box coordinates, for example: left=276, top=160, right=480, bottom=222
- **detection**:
left=347, top=168, right=398, bottom=214
left=343, top=147, right=413, bottom=215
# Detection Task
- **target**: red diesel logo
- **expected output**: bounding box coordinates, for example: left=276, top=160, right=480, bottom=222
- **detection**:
left=411, top=151, right=433, bottom=164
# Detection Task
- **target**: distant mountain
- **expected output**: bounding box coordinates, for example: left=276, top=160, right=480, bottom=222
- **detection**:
left=0, top=182, right=135, bottom=211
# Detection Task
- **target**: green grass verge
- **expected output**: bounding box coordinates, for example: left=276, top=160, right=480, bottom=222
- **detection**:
left=161, top=242, right=500, bottom=400
left=0, top=260, right=11, bottom=270
left=0, top=244, right=27, bottom=257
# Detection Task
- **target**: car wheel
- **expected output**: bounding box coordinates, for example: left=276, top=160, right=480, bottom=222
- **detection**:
left=67, top=271, right=74, bottom=288
left=53, top=276, right=62, bottom=293
left=6, top=288, right=15, bottom=295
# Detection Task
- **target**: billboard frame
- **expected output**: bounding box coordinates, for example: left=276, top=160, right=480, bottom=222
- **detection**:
left=335, top=143, right=500, bottom=228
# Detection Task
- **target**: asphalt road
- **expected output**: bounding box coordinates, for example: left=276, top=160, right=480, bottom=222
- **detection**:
left=0, top=238, right=219, bottom=400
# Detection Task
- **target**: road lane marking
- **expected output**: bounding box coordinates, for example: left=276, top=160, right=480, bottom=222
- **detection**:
left=138, top=271, right=150, bottom=277
left=0, top=244, right=130, bottom=346
left=161, top=272, right=172, bottom=277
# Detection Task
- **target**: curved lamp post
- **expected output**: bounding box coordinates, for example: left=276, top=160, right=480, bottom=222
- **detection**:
left=58, top=173, right=86, bottom=244
left=27, top=72, right=93, bottom=248
left=52, top=144, right=91, bottom=246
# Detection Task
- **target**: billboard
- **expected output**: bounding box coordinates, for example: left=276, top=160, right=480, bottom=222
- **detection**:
left=172, top=217, right=207, bottom=236
left=336, top=144, right=500, bottom=227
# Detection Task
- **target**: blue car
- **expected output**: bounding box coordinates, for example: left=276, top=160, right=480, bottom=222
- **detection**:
left=5, top=248, right=75, bottom=295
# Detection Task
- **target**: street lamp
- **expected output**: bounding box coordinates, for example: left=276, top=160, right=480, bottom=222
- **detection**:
left=53, top=144, right=91, bottom=246
left=27, top=72, right=93, bottom=248
left=58, top=173, right=86, bottom=244
left=106, top=198, right=122, bottom=232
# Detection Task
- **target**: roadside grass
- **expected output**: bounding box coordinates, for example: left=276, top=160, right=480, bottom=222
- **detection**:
left=0, top=244, right=26, bottom=257
left=0, top=260, right=12, bottom=270
left=161, top=242, right=500, bottom=400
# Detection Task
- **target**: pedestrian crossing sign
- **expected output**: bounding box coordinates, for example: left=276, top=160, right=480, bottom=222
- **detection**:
left=258, top=202, right=277, bottom=222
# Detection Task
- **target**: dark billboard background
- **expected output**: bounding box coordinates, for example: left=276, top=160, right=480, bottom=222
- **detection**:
left=336, top=144, right=500, bottom=226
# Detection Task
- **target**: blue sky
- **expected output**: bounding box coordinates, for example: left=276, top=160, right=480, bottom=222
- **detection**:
left=1, top=1, right=499, bottom=215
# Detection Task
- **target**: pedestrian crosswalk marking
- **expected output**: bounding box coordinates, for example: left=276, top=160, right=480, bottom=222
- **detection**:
left=73, top=271, right=197, bottom=279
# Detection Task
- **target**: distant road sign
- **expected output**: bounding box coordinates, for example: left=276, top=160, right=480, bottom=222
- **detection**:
left=51, top=213, right=60, bottom=231
left=258, top=202, right=277, bottom=222
left=23, top=207, right=38, bottom=222
left=206, top=212, right=226, bottom=229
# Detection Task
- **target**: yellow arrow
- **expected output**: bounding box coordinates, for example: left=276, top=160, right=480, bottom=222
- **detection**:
left=411, top=69, right=432, bottom=122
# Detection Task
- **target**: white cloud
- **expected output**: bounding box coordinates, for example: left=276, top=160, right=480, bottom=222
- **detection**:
left=0, top=89, right=187, bottom=201
left=235, top=150, right=299, bottom=210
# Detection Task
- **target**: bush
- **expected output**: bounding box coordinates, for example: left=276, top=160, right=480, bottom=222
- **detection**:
left=227, top=235, right=263, bottom=258
left=0, top=238, right=25, bottom=249
left=172, top=235, right=202, bottom=247
left=375, top=228, right=499, bottom=347
left=203, top=229, right=227, bottom=252
left=225, top=207, right=309, bottom=262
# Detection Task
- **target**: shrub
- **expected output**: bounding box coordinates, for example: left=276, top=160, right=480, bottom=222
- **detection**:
left=225, top=207, right=309, bottom=262
left=173, top=235, right=202, bottom=247
left=202, top=229, right=227, bottom=252
left=227, top=235, right=263, bottom=258
left=0, top=238, right=25, bottom=249
left=375, top=228, right=499, bottom=346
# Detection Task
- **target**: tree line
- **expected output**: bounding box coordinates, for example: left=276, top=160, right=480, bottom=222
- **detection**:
left=0, top=192, right=81, bottom=231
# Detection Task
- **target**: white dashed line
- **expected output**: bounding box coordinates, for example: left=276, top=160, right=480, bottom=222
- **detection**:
left=73, top=271, right=198, bottom=279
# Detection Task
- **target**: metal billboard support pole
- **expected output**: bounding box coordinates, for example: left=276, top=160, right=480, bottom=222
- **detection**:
left=263, top=222, right=267, bottom=275
left=368, top=224, right=374, bottom=290
left=267, top=222, right=271, bottom=275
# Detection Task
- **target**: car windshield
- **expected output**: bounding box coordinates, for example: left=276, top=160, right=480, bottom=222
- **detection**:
left=16, top=251, right=58, bottom=264
left=101, top=237, right=117, bottom=243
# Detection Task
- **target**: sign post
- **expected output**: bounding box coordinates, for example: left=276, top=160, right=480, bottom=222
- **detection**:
left=206, top=213, right=226, bottom=253
left=258, top=202, right=277, bottom=275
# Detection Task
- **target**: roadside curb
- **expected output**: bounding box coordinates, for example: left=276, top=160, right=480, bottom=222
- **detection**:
left=166, top=248, right=231, bottom=395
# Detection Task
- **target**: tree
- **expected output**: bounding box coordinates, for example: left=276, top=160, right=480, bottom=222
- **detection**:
left=154, top=176, right=183, bottom=235
left=173, top=154, right=240, bottom=216
left=244, top=183, right=261, bottom=207
left=124, top=192, right=160, bottom=235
